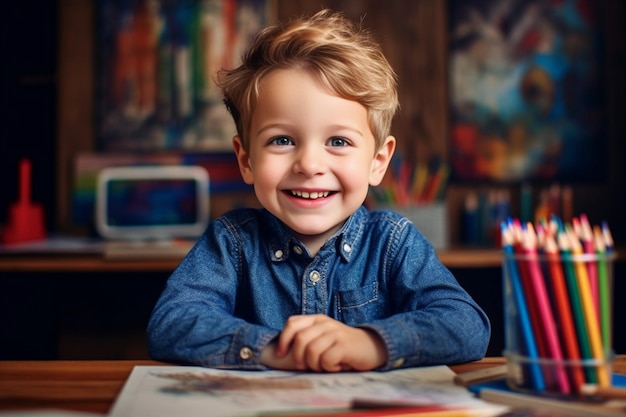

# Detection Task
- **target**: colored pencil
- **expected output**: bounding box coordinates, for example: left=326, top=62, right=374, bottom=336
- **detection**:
left=567, top=227, right=609, bottom=387
left=263, top=404, right=489, bottom=417
left=579, top=215, right=599, bottom=316
left=521, top=224, right=570, bottom=393
left=558, top=228, right=594, bottom=383
left=502, top=215, right=616, bottom=395
left=594, top=225, right=612, bottom=353
left=396, top=161, right=412, bottom=206
left=501, top=224, right=544, bottom=390
left=410, top=164, right=428, bottom=203
left=508, top=220, right=551, bottom=375
left=420, top=163, right=449, bottom=203
left=544, top=234, right=585, bottom=391
left=602, top=221, right=614, bottom=252
left=372, top=159, right=449, bottom=207
left=514, top=225, right=550, bottom=364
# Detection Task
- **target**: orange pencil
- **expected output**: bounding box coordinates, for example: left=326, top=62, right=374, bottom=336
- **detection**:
left=544, top=235, right=585, bottom=391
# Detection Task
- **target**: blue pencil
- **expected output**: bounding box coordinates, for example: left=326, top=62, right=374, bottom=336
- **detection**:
left=502, top=223, right=545, bottom=390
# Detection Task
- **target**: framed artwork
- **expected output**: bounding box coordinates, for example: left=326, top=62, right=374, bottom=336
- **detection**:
left=447, top=0, right=607, bottom=183
left=96, top=0, right=274, bottom=152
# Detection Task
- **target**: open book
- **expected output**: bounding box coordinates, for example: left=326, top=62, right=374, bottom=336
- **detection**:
left=109, top=365, right=508, bottom=417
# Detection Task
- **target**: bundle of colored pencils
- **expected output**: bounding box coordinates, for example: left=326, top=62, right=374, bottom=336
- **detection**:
left=369, top=158, right=449, bottom=207
left=501, top=214, right=615, bottom=395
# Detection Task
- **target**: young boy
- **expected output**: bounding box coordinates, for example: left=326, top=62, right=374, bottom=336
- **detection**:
left=147, top=9, right=490, bottom=372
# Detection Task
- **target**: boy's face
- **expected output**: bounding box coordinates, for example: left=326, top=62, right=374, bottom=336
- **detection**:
left=233, top=69, right=395, bottom=250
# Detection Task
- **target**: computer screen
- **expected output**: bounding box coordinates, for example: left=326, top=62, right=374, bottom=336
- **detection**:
left=95, top=166, right=209, bottom=240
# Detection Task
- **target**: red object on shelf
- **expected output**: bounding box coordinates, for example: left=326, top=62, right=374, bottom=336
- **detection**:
left=2, top=158, right=46, bottom=244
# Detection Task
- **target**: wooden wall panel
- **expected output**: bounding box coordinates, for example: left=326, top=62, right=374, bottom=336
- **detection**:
left=57, top=0, right=94, bottom=232
left=55, top=1, right=626, bottom=244
left=278, top=0, right=448, bottom=165
left=55, top=0, right=448, bottom=233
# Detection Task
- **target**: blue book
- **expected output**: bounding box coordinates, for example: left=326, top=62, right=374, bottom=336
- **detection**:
left=467, top=375, right=626, bottom=417
left=467, top=373, right=626, bottom=395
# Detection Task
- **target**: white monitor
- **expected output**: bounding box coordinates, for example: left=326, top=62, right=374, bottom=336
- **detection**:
left=95, top=165, right=209, bottom=240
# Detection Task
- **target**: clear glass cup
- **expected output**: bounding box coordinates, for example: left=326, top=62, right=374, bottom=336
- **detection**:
left=502, top=251, right=616, bottom=397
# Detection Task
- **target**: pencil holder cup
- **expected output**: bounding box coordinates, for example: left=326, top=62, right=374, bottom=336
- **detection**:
left=501, top=251, right=616, bottom=397
left=381, top=203, right=448, bottom=249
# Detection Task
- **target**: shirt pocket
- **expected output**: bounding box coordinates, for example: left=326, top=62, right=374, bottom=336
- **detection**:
left=334, top=282, right=379, bottom=325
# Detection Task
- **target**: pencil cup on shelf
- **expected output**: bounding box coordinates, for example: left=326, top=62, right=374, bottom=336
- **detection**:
left=501, top=250, right=616, bottom=398
left=384, top=203, right=448, bottom=249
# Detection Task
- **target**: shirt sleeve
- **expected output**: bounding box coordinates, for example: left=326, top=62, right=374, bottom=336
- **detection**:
left=147, top=219, right=280, bottom=369
left=361, top=221, right=491, bottom=370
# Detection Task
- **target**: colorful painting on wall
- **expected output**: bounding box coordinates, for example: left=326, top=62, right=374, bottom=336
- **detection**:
left=97, top=0, right=273, bottom=152
left=448, top=0, right=607, bottom=183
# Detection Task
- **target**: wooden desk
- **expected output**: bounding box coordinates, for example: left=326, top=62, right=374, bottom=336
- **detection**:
left=1, top=356, right=625, bottom=414
left=0, top=360, right=165, bottom=414
left=0, top=255, right=182, bottom=273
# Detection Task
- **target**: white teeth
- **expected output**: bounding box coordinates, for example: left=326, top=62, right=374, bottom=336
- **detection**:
left=291, top=190, right=329, bottom=199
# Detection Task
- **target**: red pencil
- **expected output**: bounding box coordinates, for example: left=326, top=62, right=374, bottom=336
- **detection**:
left=511, top=225, right=547, bottom=357
left=521, top=224, right=570, bottom=394
left=544, top=234, right=585, bottom=392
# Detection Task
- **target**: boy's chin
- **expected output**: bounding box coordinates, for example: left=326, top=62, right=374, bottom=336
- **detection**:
left=288, top=220, right=346, bottom=239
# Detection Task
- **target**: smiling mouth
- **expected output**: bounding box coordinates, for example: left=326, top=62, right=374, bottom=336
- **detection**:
left=288, top=190, right=332, bottom=199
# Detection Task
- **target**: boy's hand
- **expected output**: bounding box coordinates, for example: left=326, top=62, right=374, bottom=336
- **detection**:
left=274, top=314, right=388, bottom=372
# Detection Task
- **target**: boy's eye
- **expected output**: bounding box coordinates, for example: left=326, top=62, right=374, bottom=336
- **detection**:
left=271, top=136, right=293, bottom=146
left=328, top=137, right=348, bottom=147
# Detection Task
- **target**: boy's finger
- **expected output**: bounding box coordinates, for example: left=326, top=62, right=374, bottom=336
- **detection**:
left=276, top=315, right=316, bottom=354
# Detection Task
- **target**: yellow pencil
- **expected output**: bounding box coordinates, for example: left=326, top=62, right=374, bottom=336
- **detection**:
left=410, top=164, right=428, bottom=202
left=567, top=228, right=609, bottom=386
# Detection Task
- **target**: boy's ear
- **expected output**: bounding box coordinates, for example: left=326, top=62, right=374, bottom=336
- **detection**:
left=369, top=136, right=396, bottom=186
left=232, top=135, right=254, bottom=185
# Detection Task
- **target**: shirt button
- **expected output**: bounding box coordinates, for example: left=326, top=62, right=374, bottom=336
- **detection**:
left=293, top=245, right=303, bottom=255
left=239, top=347, right=253, bottom=360
left=343, top=243, right=352, bottom=253
left=274, top=250, right=283, bottom=259
left=309, top=270, right=321, bottom=283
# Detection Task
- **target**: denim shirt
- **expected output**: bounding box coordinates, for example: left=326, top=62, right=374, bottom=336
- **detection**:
left=147, top=206, right=490, bottom=370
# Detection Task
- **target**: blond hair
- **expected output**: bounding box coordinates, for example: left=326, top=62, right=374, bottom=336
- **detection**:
left=216, top=9, right=399, bottom=151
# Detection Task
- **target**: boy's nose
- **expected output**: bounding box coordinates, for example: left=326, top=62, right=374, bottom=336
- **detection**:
left=293, top=145, right=326, bottom=177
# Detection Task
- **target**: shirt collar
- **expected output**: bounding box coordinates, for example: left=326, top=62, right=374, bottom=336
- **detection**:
left=261, top=206, right=367, bottom=263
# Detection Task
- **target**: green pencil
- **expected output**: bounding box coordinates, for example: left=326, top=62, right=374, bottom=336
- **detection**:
left=594, top=225, right=612, bottom=354
left=558, top=230, right=595, bottom=383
